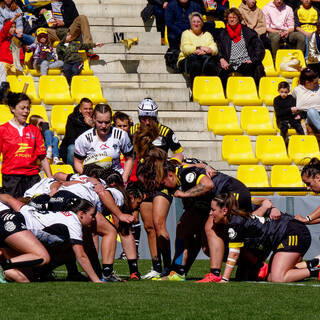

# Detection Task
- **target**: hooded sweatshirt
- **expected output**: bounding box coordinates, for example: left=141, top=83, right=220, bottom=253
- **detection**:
left=238, top=2, right=267, bottom=36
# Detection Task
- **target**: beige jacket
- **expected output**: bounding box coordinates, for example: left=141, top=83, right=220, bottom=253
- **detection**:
left=238, top=2, right=267, bottom=36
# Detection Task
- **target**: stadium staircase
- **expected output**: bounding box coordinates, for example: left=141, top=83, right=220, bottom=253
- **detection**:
left=72, top=0, right=227, bottom=173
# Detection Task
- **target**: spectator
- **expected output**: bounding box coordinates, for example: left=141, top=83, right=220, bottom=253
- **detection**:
left=238, top=0, right=271, bottom=49
left=113, top=111, right=132, bottom=133
left=56, top=28, right=103, bottom=84
left=177, top=12, right=218, bottom=87
left=152, top=0, right=169, bottom=45
left=26, top=27, right=63, bottom=75
left=198, top=0, right=229, bottom=22
left=59, top=97, right=94, bottom=166
left=29, top=114, right=63, bottom=165
left=165, top=0, right=203, bottom=49
left=0, top=13, right=24, bottom=83
left=0, top=0, right=34, bottom=44
left=0, top=92, right=52, bottom=197
left=294, top=0, right=320, bottom=58
left=217, top=8, right=265, bottom=88
left=35, top=0, right=99, bottom=60
left=263, top=0, right=305, bottom=60
left=273, top=81, right=304, bottom=145
left=292, top=68, right=320, bottom=133
left=307, top=21, right=320, bottom=74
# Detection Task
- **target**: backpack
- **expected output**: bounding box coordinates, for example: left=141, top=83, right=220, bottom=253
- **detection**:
left=164, top=48, right=180, bottom=72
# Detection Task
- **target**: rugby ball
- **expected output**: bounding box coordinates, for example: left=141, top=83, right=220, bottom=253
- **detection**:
left=83, top=153, right=113, bottom=169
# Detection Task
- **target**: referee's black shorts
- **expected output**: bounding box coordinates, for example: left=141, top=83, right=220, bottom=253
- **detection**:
left=3, top=174, right=41, bottom=198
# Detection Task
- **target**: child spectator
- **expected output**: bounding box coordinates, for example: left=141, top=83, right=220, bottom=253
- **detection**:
left=26, top=27, right=63, bottom=75
left=29, top=114, right=63, bottom=165
left=0, top=13, right=24, bottom=83
left=273, top=81, right=305, bottom=145
left=56, top=28, right=104, bottom=84
left=113, top=111, right=133, bottom=133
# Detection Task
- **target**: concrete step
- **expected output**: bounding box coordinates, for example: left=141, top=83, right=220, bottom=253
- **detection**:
left=103, top=88, right=191, bottom=102
left=102, top=82, right=187, bottom=89
left=126, top=111, right=207, bottom=132
left=76, top=4, right=146, bottom=17
left=88, top=17, right=156, bottom=28
left=91, top=25, right=158, bottom=33
left=75, top=0, right=147, bottom=4
left=109, top=101, right=204, bottom=111
left=98, top=73, right=186, bottom=83
left=181, top=141, right=221, bottom=162
left=94, top=45, right=167, bottom=55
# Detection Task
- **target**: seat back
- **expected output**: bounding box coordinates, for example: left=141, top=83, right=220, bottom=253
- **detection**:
left=275, top=50, right=306, bottom=77
left=71, top=76, right=106, bottom=104
left=0, top=105, right=13, bottom=125
left=271, top=165, right=308, bottom=195
left=240, top=106, right=276, bottom=135
left=39, top=76, right=73, bottom=104
left=50, top=164, right=74, bottom=175
left=262, top=49, right=278, bottom=76
left=288, top=135, right=320, bottom=165
left=51, top=105, right=75, bottom=135
left=27, top=105, right=49, bottom=123
left=207, top=106, right=243, bottom=134
left=259, top=76, right=286, bottom=105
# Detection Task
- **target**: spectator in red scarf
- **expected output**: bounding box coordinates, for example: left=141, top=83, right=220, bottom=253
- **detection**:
left=217, top=8, right=265, bottom=89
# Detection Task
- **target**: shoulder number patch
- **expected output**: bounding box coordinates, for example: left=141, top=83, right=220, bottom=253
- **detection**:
left=185, top=172, right=196, bottom=183
left=228, top=228, right=237, bottom=240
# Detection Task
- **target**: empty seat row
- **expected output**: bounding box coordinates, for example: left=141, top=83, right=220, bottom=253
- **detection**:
left=222, top=135, right=320, bottom=165
left=207, top=105, right=297, bottom=136
left=237, top=165, right=308, bottom=196
left=7, top=75, right=106, bottom=105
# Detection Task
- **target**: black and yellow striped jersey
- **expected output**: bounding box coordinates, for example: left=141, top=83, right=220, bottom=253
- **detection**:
left=130, top=122, right=183, bottom=154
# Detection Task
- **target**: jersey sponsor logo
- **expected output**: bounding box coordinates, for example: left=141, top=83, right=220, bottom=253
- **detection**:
left=50, top=197, right=65, bottom=202
left=15, top=143, right=32, bottom=155
left=228, top=228, right=237, bottom=240
left=60, top=211, right=72, bottom=217
left=100, top=143, right=110, bottom=150
left=4, top=221, right=16, bottom=232
left=172, top=133, right=179, bottom=144
left=185, top=172, right=196, bottom=183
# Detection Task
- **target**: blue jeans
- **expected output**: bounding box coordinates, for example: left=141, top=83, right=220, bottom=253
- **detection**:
left=20, top=33, right=35, bottom=45
left=44, top=129, right=60, bottom=158
left=67, top=144, right=75, bottom=168
left=307, top=107, right=320, bottom=131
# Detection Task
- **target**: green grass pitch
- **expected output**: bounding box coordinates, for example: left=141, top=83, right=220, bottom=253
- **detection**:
left=0, top=260, right=319, bottom=320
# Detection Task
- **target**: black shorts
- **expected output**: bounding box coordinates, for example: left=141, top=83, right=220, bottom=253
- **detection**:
left=48, top=190, right=80, bottom=211
left=0, top=210, right=27, bottom=246
left=274, top=220, right=311, bottom=256
left=143, top=189, right=173, bottom=204
left=3, top=174, right=41, bottom=198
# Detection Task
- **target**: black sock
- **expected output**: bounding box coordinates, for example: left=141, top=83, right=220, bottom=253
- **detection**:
left=66, top=261, right=79, bottom=275
left=210, top=268, right=221, bottom=277
left=1, top=258, right=44, bottom=271
left=102, top=264, right=113, bottom=277
left=132, top=222, right=141, bottom=253
left=152, top=258, right=162, bottom=273
left=128, top=259, right=138, bottom=274
left=172, top=263, right=185, bottom=275
left=307, top=258, right=320, bottom=277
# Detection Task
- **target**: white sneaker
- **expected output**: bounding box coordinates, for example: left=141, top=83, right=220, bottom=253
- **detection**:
left=141, top=269, right=161, bottom=280
left=46, top=146, right=53, bottom=160
left=53, top=157, right=63, bottom=165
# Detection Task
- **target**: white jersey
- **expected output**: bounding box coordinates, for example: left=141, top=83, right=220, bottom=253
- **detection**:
left=0, top=202, right=10, bottom=212
left=106, top=187, right=124, bottom=207
left=24, top=178, right=56, bottom=198
left=20, top=205, right=83, bottom=244
left=74, top=127, right=133, bottom=173
left=70, top=173, right=107, bottom=188
left=58, top=181, right=102, bottom=212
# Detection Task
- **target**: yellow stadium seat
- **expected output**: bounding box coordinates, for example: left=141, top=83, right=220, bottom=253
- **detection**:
left=291, top=77, right=299, bottom=91
left=272, top=114, right=298, bottom=135
left=51, top=105, right=74, bottom=135
left=24, top=51, right=61, bottom=76
left=229, top=0, right=241, bottom=7
left=262, top=49, right=279, bottom=77
left=271, top=165, right=308, bottom=195
left=193, top=76, right=229, bottom=105
left=275, top=49, right=306, bottom=78
left=255, top=135, right=291, bottom=165
left=257, top=0, right=272, bottom=9
left=7, top=75, right=41, bottom=104
left=0, top=105, right=13, bottom=125
left=288, top=135, right=320, bottom=165
left=240, top=106, right=277, bottom=135
left=236, top=165, right=273, bottom=195
left=79, top=50, right=94, bottom=75
left=207, top=106, right=243, bottom=135
left=50, top=164, right=74, bottom=175
left=259, top=76, right=286, bottom=106
left=222, top=135, right=258, bottom=164
left=226, top=77, right=262, bottom=106
left=39, top=76, right=74, bottom=105
left=71, top=76, right=107, bottom=105
left=214, top=20, right=225, bottom=28
left=27, top=105, right=49, bottom=123
left=164, top=26, right=169, bottom=46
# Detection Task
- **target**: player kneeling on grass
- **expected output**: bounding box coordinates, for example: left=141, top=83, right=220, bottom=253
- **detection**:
left=0, top=193, right=104, bottom=283
left=210, top=193, right=317, bottom=283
